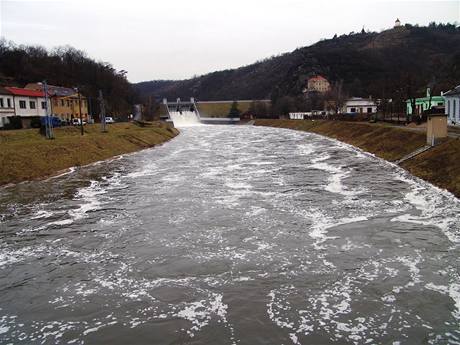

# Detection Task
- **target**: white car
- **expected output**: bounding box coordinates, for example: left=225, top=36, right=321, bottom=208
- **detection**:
left=105, top=117, right=115, bottom=124
left=72, top=118, right=86, bottom=126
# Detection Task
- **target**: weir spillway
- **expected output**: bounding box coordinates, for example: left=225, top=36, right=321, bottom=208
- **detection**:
left=164, top=98, right=201, bottom=126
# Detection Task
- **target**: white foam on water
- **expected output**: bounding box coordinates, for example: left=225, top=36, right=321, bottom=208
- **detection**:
left=225, top=181, right=252, bottom=190
left=307, top=208, right=368, bottom=250
left=310, top=162, right=364, bottom=197
left=30, top=209, right=54, bottom=220
left=45, top=180, right=107, bottom=226
left=169, top=111, right=200, bottom=127
left=426, top=281, right=460, bottom=319
left=0, top=244, right=48, bottom=268
left=392, top=172, right=460, bottom=244
left=310, top=153, right=331, bottom=163
left=47, top=166, right=77, bottom=180
left=296, top=143, right=315, bottom=157
left=126, top=162, right=158, bottom=178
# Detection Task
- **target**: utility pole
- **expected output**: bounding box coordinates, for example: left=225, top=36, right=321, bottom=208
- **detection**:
left=74, top=87, right=84, bottom=135
left=98, top=90, right=107, bottom=132
left=88, top=96, right=93, bottom=123
left=43, top=80, right=54, bottom=139
left=78, top=89, right=83, bottom=136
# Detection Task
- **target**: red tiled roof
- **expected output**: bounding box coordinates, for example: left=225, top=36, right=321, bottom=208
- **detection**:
left=309, top=75, right=328, bottom=81
left=5, top=87, right=45, bottom=97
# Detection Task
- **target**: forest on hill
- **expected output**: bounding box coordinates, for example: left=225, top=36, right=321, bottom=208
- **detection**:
left=0, top=40, right=139, bottom=118
left=136, top=23, right=460, bottom=115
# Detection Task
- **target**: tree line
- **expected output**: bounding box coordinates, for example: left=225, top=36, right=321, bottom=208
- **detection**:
left=136, top=23, right=460, bottom=117
left=0, top=40, right=140, bottom=120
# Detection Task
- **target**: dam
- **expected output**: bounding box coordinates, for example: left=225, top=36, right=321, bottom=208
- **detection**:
left=164, top=98, right=241, bottom=126
left=164, top=98, right=201, bottom=126
left=0, top=125, right=459, bottom=344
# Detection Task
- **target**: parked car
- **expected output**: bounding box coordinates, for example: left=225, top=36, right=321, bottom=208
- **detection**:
left=41, top=116, right=62, bottom=128
left=72, top=118, right=86, bottom=126
left=105, top=117, right=115, bottom=124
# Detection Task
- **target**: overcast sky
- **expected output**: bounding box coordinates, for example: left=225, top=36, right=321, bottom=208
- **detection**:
left=0, top=0, right=458, bottom=82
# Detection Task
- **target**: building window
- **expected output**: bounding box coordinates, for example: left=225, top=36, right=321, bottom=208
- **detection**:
left=67, top=100, right=70, bottom=107
left=0, top=98, right=3, bottom=108
left=61, top=99, right=65, bottom=106
left=19, top=100, right=26, bottom=109
left=7, top=98, right=11, bottom=108
left=30, top=101, right=36, bottom=109
left=41, top=101, right=47, bottom=109
left=350, top=107, right=356, bottom=113
left=367, top=107, right=372, bottom=113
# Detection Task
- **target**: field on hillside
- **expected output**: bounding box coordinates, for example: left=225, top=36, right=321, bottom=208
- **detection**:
left=197, top=101, right=252, bottom=118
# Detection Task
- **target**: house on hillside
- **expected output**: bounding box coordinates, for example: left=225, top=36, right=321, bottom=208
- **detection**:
left=304, top=75, right=331, bottom=93
left=25, top=83, right=89, bottom=122
left=5, top=87, right=50, bottom=128
left=406, top=88, right=444, bottom=116
left=443, top=85, right=460, bottom=125
left=289, top=112, right=310, bottom=120
left=343, top=97, right=377, bottom=114
left=0, top=87, right=15, bottom=128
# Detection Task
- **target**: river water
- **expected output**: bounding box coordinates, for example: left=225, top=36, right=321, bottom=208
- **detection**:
left=0, top=125, right=460, bottom=345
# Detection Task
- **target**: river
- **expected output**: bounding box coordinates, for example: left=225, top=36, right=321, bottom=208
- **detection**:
left=0, top=125, right=459, bottom=345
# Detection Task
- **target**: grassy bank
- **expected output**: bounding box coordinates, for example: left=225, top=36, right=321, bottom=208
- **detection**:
left=0, top=122, right=178, bottom=185
left=255, top=119, right=460, bottom=197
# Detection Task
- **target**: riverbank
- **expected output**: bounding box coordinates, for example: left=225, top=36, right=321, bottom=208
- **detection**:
left=0, top=122, right=178, bottom=186
left=255, top=119, right=460, bottom=197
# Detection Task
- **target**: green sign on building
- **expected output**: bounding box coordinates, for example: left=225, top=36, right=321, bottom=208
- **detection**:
left=406, top=88, right=444, bottom=115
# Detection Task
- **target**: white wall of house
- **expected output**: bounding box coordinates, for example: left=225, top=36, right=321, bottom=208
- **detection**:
left=343, top=99, right=377, bottom=114
left=13, top=96, right=49, bottom=117
left=444, top=95, right=460, bottom=125
left=289, top=113, right=306, bottom=120
left=0, top=94, right=15, bottom=128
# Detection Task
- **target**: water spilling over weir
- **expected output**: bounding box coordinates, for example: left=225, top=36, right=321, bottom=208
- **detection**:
left=0, top=125, right=460, bottom=344
left=164, top=98, right=201, bottom=127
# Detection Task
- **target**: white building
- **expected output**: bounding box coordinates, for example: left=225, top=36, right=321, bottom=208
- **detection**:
left=443, top=85, right=460, bottom=125
left=5, top=87, right=50, bottom=128
left=0, top=87, right=15, bottom=128
left=289, top=112, right=310, bottom=120
left=343, top=98, right=377, bottom=114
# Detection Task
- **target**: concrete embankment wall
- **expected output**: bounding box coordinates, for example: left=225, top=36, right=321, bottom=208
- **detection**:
left=0, top=122, right=178, bottom=186
left=255, top=119, right=460, bottom=197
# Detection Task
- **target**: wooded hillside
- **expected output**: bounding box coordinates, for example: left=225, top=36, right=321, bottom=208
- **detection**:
left=136, top=23, right=460, bottom=113
left=0, top=40, right=140, bottom=118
